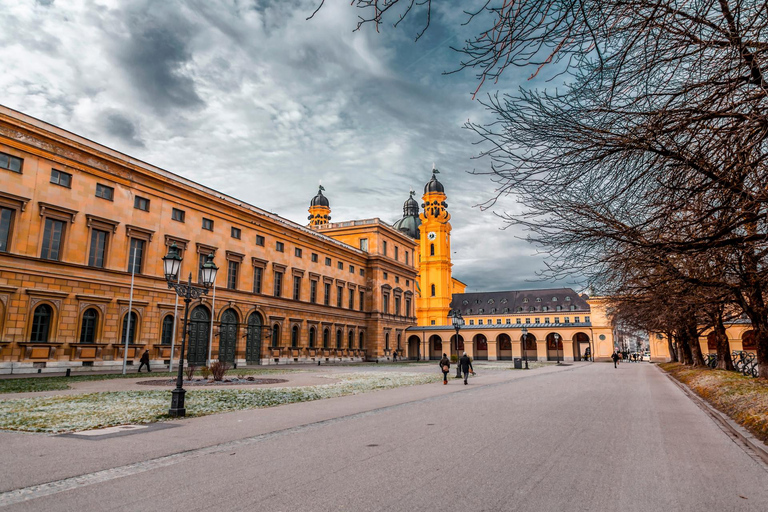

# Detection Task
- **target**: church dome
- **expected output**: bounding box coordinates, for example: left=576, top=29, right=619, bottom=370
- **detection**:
left=403, top=193, right=419, bottom=217
left=393, top=190, right=421, bottom=239
left=424, top=169, right=445, bottom=194
left=310, top=186, right=329, bottom=207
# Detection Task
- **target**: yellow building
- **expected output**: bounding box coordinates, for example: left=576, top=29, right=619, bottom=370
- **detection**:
left=649, top=319, right=757, bottom=362
left=0, top=104, right=616, bottom=372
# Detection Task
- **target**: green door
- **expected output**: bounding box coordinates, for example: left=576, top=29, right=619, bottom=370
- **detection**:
left=246, top=313, right=262, bottom=365
left=187, top=306, right=210, bottom=366
left=219, top=309, right=238, bottom=363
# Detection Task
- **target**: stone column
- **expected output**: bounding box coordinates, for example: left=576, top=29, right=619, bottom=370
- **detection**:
left=512, top=340, right=522, bottom=359
left=562, top=339, right=575, bottom=362
left=487, top=340, right=498, bottom=361
left=536, top=340, right=547, bottom=362
left=464, top=341, right=475, bottom=359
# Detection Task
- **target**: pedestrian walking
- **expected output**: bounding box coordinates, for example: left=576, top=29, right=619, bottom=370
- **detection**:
left=392, top=349, right=397, bottom=362
left=459, top=351, right=474, bottom=385
left=611, top=351, right=619, bottom=369
left=439, top=353, right=450, bottom=385
left=138, top=349, right=151, bottom=373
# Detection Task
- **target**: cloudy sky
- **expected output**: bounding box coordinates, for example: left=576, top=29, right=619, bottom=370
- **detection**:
left=0, top=0, right=578, bottom=292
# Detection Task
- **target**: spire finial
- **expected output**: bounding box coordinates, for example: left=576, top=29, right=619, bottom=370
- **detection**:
left=432, top=163, right=440, bottom=174
left=409, top=188, right=415, bottom=197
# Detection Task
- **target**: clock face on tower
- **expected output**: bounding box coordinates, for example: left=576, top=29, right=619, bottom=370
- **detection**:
left=427, top=232, right=437, bottom=240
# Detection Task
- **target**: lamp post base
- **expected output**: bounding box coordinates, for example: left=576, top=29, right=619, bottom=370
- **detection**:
left=169, top=387, right=186, bottom=417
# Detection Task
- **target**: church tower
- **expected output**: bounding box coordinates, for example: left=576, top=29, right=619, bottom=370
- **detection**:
left=417, top=167, right=453, bottom=326
left=308, top=185, right=331, bottom=227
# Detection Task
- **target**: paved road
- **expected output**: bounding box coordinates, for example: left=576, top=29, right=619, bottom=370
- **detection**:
left=2, top=363, right=767, bottom=511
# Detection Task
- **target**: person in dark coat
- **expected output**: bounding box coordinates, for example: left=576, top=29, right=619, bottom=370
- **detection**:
left=138, top=349, right=151, bottom=373
left=439, top=353, right=450, bottom=385
left=611, top=351, right=619, bottom=369
left=459, top=352, right=473, bottom=385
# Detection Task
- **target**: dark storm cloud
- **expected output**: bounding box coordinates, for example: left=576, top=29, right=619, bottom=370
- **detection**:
left=103, top=111, right=145, bottom=148
left=114, top=2, right=204, bottom=112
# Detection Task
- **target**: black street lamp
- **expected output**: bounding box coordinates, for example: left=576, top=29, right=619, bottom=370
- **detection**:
left=448, top=309, right=464, bottom=378
left=554, top=333, right=562, bottom=365
left=521, top=327, right=529, bottom=370
left=162, top=244, right=218, bottom=417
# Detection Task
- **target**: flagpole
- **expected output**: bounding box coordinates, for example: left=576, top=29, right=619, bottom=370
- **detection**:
left=169, top=273, right=180, bottom=372
left=122, top=246, right=137, bottom=375
left=207, top=279, right=216, bottom=366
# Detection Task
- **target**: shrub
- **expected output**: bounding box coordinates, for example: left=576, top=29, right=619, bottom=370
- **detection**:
left=450, top=355, right=458, bottom=363
left=209, top=360, right=231, bottom=381
left=200, top=366, right=211, bottom=379
left=185, top=365, right=196, bottom=381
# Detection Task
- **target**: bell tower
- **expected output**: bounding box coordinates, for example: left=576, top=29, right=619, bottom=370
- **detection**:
left=308, top=185, right=331, bottom=227
left=417, top=166, right=453, bottom=326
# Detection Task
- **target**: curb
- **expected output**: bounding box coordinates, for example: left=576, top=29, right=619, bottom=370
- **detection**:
left=657, top=366, right=768, bottom=467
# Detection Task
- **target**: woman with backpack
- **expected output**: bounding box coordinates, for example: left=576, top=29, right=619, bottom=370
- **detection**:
left=439, top=353, right=450, bottom=385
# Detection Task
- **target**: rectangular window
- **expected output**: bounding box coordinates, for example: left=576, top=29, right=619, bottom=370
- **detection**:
left=325, top=257, right=331, bottom=266
left=311, top=253, right=318, bottom=262
left=535, top=318, right=540, bottom=324
left=382, top=241, right=387, bottom=255
left=310, top=280, right=318, bottom=303
left=273, top=271, right=283, bottom=296
left=95, top=183, right=114, bottom=201
left=469, top=320, right=475, bottom=325
left=395, top=276, right=399, bottom=284
left=554, top=317, right=560, bottom=324
left=171, top=208, right=185, bottom=222
left=88, top=229, right=108, bottom=267
left=227, top=260, right=239, bottom=289
left=394, top=246, right=399, bottom=260
left=348, top=289, right=354, bottom=309
left=276, top=241, right=284, bottom=252
left=506, top=318, right=511, bottom=324
left=574, top=316, right=580, bottom=323
left=360, top=269, right=365, bottom=277
left=359, top=290, right=365, bottom=311
left=134, top=196, right=150, bottom=211
left=293, top=276, right=302, bottom=300
left=324, top=283, right=331, bottom=305
left=295, top=248, right=302, bottom=258
left=255, top=235, right=265, bottom=246
left=348, top=265, right=354, bottom=273
left=405, top=298, right=411, bottom=317
left=359, top=238, right=368, bottom=252
left=231, top=227, right=241, bottom=239
left=544, top=317, right=550, bottom=324
left=50, top=169, right=72, bottom=188
left=336, top=286, right=343, bottom=307
left=585, top=316, right=590, bottom=323
left=395, top=296, right=401, bottom=316
left=128, top=238, right=145, bottom=274
left=0, top=208, right=13, bottom=252
left=337, top=261, right=343, bottom=270
left=478, top=319, right=483, bottom=325
left=383, top=272, right=388, bottom=280
left=497, top=319, right=502, bottom=324
left=0, top=151, right=23, bottom=173
left=253, top=267, right=263, bottom=293
left=516, top=318, right=521, bottom=324
left=202, top=218, right=214, bottom=231
left=405, top=252, right=409, bottom=265
left=525, top=318, right=530, bottom=324
left=40, top=218, right=65, bottom=260
left=564, top=316, right=570, bottom=323
left=382, top=293, right=389, bottom=313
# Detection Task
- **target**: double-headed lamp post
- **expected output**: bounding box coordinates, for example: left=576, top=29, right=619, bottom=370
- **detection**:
left=521, top=327, right=529, bottom=370
left=554, top=333, right=562, bottom=365
left=162, top=243, right=218, bottom=417
left=448, top=309, right=464, bottom=378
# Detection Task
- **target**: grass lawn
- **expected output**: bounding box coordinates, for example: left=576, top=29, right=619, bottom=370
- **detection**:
left=0, top=371, right=441, bottom=433
left=660, top=363, right=768, bottom=443
left=0, top=368, right=300, bottom=394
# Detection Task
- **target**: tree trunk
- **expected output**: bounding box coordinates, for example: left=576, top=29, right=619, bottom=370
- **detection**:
left=676, top=332, right=693, bottom=366
left=713, top=313, right=733, bottom=371
left=667, top=337, right=678, bottom=363
left=687, top=318, right=706, bottom=367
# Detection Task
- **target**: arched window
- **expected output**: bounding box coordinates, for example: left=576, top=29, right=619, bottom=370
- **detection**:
left=430, top=243, right=435, bottom=256
left=336, top=329, right=342, bottom=349
left=121, top=311, right=138, bottom=344
left=80, top=308, right=99, bottom=343
left=271, top=324, right=280, bottom=347
left=291, top=325, right=299, bottom=348
left=431, top=284, right=436, bottom=297
left=323, top=328, right=330, bottom=348
left=161, top=315, right=174, bottom=344
left=309, top=327, right=316, bottom=348
left=31, top=304, right=52, bottom=342
left=385, top=332, right=390, bottom=350
left=348, top=330, right=354, bottom=349
left=359, top=331, right=364, bottom=349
